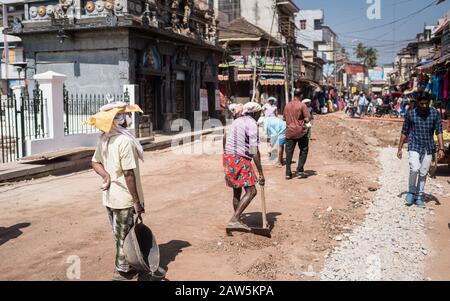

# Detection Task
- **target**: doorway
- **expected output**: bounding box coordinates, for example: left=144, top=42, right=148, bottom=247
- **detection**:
left=138, top=75, right=162, bottom=132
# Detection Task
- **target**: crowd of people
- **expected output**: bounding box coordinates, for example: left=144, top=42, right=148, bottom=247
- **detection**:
left=344, top=91, right=416, bottom=118
left=80, top=85, right=445, bottom=281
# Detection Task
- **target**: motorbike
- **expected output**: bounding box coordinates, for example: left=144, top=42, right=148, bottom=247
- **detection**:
left=366, top=103, right=376, bottom=117
left=345, top=103, right=357, bottom=118
left=375, top=103, right=399, bottom=119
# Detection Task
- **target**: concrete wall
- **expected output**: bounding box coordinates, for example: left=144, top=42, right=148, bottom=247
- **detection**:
left=240, top=0, right=280, bottom=40
left=22, top=29, right=130, bottom=95
left=295, top=9, right=324, bottom=50
left=36, top=50, right=122, bottom=95
left=417, top=44, right=434, bottom=62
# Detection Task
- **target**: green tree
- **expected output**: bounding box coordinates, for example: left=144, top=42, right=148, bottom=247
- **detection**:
left=353, top=43, right=379, bottom=68
left=365, top=47, right=378, bottom=68
left=340, top=47, right=349, bottom=61
left=354, top=43, right=367, bottom=60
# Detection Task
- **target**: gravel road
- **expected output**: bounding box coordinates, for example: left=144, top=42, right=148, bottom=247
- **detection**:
left=320, top=147, right=443, bottom=281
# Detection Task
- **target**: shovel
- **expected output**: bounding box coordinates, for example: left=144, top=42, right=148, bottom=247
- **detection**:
left=250, top=184, right=271, bottom=238
left=226, top=182, right=271, bottom=238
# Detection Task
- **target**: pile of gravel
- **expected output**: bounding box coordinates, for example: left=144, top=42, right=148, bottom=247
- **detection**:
left=320, top=148, right=439, bottom=281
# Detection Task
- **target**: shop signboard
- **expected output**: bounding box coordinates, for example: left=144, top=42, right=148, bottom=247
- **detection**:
left=219, top=56, right=286, bottom=72
left=200, top=89, right=209, bottom=112
left=215, top=90, right=221, bottom=111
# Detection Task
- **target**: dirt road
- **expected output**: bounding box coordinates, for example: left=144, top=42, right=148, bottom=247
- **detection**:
left=0, top=113, right=448, bottom=280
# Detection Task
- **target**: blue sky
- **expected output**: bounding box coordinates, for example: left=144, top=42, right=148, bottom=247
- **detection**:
left=294, top=0, right=450, bottom=65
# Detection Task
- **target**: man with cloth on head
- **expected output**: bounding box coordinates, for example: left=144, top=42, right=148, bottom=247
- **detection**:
left=85, top=96, right=146, bottom=281
left=223, top=102, right=265, bottom=232
left=262, top=97, right=278, bottom=117
left=262, top=116, right=286, bottom=168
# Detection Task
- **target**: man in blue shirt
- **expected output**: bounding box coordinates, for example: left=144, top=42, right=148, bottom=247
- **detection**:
left=358, top=92, right=369, bottom=117
left=263, top=116, right=286, bottom=167
left=397, top=92, right=445, bottom=208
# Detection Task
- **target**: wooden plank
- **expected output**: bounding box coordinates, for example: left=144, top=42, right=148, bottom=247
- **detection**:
left=20, top=147, right=95, bottom=163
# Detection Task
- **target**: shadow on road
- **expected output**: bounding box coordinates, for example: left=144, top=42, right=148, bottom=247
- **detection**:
left=138, top=240, right=191, bottom=282
left=241, top=212, right=282, bottom=230
left=397, top=192, right=441, bottom=206
left=302, top=170, right=318, bottom=178
left=434, top=166, right=450, bottom=177
left=0, top=223, right=31, bottom=247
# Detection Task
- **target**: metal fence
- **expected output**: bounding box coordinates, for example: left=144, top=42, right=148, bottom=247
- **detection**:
left=63, top=87, right=130, bottom=135
left=0, top=85, right=48, bottom=163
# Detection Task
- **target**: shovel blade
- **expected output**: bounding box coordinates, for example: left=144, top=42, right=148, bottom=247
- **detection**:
left=251, top=227, right=272, bottom=238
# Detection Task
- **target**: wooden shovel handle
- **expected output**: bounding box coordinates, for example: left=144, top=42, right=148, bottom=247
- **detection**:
left=260, top=185, right=268, bottom=229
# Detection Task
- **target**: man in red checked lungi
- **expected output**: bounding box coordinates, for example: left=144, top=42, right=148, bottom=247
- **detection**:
left=223, top=102, right=265, bottom=232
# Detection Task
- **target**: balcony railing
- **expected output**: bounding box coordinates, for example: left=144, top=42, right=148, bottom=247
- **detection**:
left=276, top=0, right=300, bottom=15
left=279, top=16, right=296, bottom=41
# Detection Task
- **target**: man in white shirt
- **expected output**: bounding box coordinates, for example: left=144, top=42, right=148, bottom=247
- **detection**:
left=262, top=97, right=278, bottom=117
left=89, top=101, right=146, bottom=281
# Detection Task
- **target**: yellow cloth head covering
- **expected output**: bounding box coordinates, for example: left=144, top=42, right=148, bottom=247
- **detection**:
left=84, top=104, right=144, bottom=133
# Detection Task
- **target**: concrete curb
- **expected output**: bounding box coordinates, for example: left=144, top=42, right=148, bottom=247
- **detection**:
left=0, top=127, right=225, bottom=183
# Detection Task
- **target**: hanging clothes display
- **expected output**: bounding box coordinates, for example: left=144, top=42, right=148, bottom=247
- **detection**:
left=444, top=70, right=449, bottom=100
left=430, top=74, right=443, bottom=101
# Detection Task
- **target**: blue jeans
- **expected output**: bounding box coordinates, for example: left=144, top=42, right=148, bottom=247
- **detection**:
left=408, top=151, right=432, bottom=199
left=359, top=105, right=367, bottom=116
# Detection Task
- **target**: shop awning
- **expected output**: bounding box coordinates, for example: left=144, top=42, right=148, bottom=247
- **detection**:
left=218, top=74, right=254, bottom=81
left=237, top=74, right=253, bottom=81
left=259, top=79, right=285, bottom=86
left=218, top=75, right=229, bottom=81
left=296, top=78, right=321, bottom=89
left=417, top=53, right=450, bottom=71
left=371, top=87, right=383, bottom=93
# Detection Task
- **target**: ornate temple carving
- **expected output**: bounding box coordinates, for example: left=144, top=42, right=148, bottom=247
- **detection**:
left=24, top=0, right=217, bottom=45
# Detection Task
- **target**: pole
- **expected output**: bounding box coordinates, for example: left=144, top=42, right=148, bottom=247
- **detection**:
left=282, top=46, right=289, bottom=104
left=2, top=3, right=9, bottom=92
left=251, top=50, right=257, bottom=102
left=290, top=48, right=294, bottom=100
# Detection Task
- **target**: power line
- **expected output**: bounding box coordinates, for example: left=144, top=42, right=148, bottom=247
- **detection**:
left=338, top=0, right=439, bottom=35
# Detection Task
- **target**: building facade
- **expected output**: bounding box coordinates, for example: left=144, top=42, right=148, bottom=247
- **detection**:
left=295, top=9, right=340, bottom=85
left=0, top=3, right=26, bottom=92
left=215, top=0, right=299, bottom=106
left=7, top=0, right=223, bottom=135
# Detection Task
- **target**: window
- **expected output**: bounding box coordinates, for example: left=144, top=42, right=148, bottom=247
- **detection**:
left=314, top=19, right=323, bottom=30
left=300, top=20, right=306, bottom=30
left=229, top=44, right=241, bottom=56
left=219, top=0, right=241, bottom=21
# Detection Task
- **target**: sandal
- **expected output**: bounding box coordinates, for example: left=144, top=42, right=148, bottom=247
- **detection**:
left=226, top=221, right=251, bottom=232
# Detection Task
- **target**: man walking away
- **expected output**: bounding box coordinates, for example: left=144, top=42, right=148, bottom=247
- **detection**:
left=397, top=92, right=445, bottom=208
left=223, top=102, right=265, bottom=231
left=283, top=89, right=311, bottom=180
left=87, top=100, right=146, bottom=281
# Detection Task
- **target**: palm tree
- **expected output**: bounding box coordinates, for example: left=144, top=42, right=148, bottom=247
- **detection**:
left=365, top=47, right=378, bottom=68
left=340, top=47, right=349, bottom=61
left=354, top=43, right=367, bottom=61
left=353, top=43, right=379, bottom=68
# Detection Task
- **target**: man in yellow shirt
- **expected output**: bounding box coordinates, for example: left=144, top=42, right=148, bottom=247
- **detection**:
left=90, top=101, right=145, bottom=281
